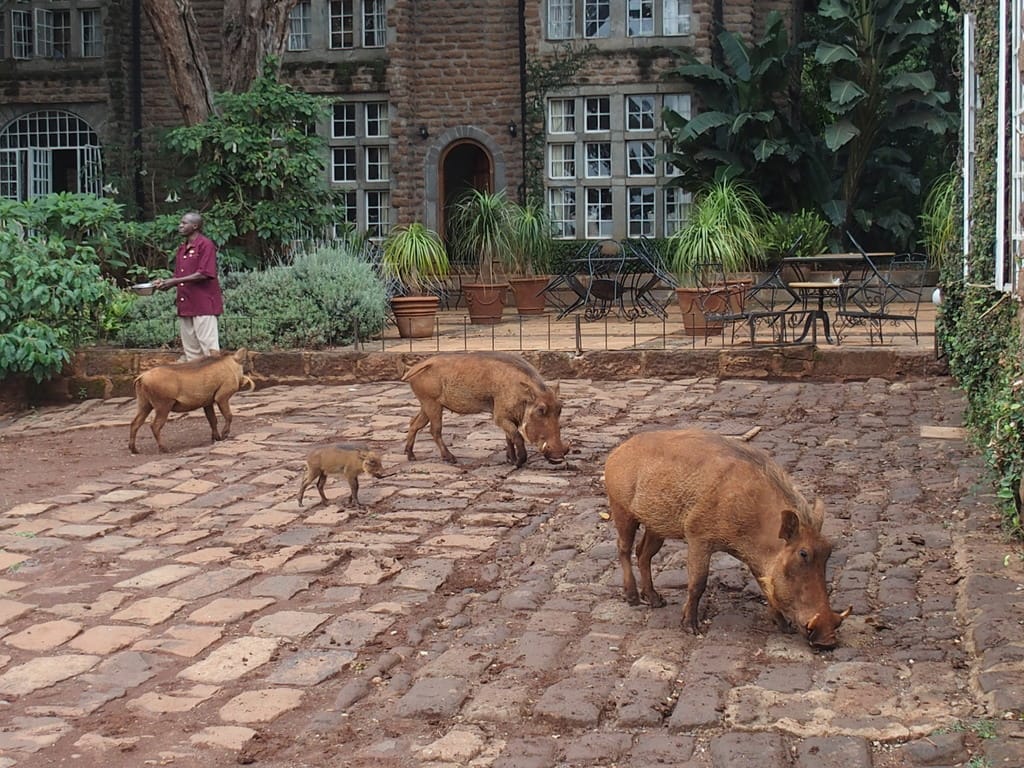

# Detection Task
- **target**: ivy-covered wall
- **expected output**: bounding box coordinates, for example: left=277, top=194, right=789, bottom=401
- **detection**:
left=942, top=2, right=1024, bottom=534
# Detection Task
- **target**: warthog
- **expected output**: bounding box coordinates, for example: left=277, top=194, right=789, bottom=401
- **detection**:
left=297, top=443, right=385, bottom=508
left=402, top=351, right=567, bottom=467
left=605, top=428, right=851, bottom=648
left=128, top=349, right=254, bottom=454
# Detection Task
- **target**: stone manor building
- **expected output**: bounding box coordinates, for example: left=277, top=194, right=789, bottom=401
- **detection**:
left=0, top=0, right=793, bottom=242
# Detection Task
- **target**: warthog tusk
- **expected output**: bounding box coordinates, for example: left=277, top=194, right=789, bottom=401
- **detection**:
left=805, top=613, right=821, bottom=632
left=837, top=605, right=853, bottom=621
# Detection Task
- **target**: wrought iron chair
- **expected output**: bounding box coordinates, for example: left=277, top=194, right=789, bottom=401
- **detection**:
left=835, top=254, right=927, bottom=344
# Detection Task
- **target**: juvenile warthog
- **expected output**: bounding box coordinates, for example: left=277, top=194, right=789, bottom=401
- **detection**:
left=402, top=351, right=567, bottom=467
left=128, top=349, right=254, bottom=454
left=604, top=429, right=851, bottom=648
left=297, top=443, right=385, bottom=508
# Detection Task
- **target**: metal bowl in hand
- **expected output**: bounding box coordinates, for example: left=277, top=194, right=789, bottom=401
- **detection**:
left=131, top=282, right=155, bottom=296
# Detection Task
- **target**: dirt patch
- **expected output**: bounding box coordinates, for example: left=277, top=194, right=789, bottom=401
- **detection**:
left=0, top=413, right=265, bottom=511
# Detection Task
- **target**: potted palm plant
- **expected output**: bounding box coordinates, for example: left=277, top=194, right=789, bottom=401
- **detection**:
left=505, top=197, right=554, bottom=315
left=667, top=179, right=767, bottom=336
left=448, top=188, right=515, bottom=324
left=381, top=222, right=450, bottom=338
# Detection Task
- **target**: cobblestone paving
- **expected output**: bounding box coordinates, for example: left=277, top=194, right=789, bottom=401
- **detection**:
left=1, top=377, right=1023, bottom=767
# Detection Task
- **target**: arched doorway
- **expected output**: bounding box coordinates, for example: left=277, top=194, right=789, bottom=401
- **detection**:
left=441, top=140, right=492, bottom=270
left=0, top=110, right=103, bottom=201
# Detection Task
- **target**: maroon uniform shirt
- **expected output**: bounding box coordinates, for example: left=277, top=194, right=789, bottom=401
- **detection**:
left=173, top=233, right=224, bottom=317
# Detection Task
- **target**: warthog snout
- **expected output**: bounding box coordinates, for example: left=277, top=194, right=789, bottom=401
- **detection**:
left=805, top=606, right=852, bottom=649
left=539, top=440, right=567, bottom=464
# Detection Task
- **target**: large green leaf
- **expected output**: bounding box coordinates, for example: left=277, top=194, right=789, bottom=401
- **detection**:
left=884, top=71, right=936, bottom=93
left=680, top=111, right=733, bottom=140
left=816, top=0, right=849, bottom=21
left=814, top=42, right=859, bottom=65
left=829, top=78, right=867, bottom=108
left=719, top=31, right=752, bottom=81
left=673, top=63, right=734, bottom=88
left=754, top=139, right=790, bottom=162
left=824, top=120, right=860, bottom=151
left=732, top=111, right=775, bottom=134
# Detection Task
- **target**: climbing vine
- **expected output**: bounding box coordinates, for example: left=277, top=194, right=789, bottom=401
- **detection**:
left=941, top=1, right=1023, bottom=535
left=523, top=43, right=595, bottom=203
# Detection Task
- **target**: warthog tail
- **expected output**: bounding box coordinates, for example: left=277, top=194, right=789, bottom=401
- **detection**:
left=241, top=376, right=256, bottom=392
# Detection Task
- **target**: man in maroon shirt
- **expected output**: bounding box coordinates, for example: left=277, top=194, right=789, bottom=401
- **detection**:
left=152, top=212, right=224, bottom=360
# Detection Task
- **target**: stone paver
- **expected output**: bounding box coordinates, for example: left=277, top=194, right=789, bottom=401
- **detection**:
left=0, top=376, right=1021, bottom=768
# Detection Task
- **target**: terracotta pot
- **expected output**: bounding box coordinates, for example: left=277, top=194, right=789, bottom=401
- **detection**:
left=508, top=276, right=549, bottom=315
left=462, top=283, right=507, bottom=324
left=390, top=295, right=439, bottom=338
left=675, top=287, right=724, bottom=337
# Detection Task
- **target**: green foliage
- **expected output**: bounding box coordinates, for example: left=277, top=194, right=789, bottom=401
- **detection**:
left=667, top=180, right=767, bottom=285
left=807, top=0, right=957, bottom=243
left=506, top=198, right=555, bottom=276
left=0, top=230, right=117, bottom=383
left=381, top=222, right=450, bottom=295
left=763, top=210, right=831, bottom=262
left=164, top=57, right=347, bottom=267
left=448, top=189, right=517, bottom=284
left=919, top=170, right=958, bottom=271
left=663, top=12, right=816, bottom=211
left=119, top=244, right=388, bottom=351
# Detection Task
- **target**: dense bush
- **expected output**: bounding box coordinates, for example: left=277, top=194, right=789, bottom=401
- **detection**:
left=0, top=230, right=118, bottom=382
left=117, top=245, right=388, bottom=351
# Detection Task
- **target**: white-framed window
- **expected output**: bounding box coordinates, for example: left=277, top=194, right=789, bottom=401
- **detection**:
left=35, top=8, right=52, bottom=58
left=0, top=14, right=6, bottom=60
left=664, top=187, right=691, bottom=235
left=365, top=102, right=389, bottom=137
left=365, top=146, right=389, bottom=182
left=628, top=186, right=655, bottom=237
left=288, top=0, right=312, bottom=51
left=0, top=110, right=104, bottom=202
left=332, top=147, right=356, bottom=182
left=585, top=0, right=610, bottom=38
left=549, top=144, right=576, bottom=179
left=545, top=92, right=689, bottom=238
left=363, top=0, right=386, bottom=47
left=548, top=0, right=574, bottom=39
left=585, top=96, right=610, bottom=132
left=626, top=95, right=655, bottom=131
left=327, top=99, right=392, bottom=236
left=329, top=0, right=355, bottom=49
left=80, top=8, right=102, bottom=57
left=12, top=10, right=32, bottom=60
left=548, top=99, right=576, bottom=133
left=365, top=190, right=390, bottom=238
left=545, top=0, right=690, bottom=40
left=627, top=140, right=655, bottom=176
left=332, top=103, right=356, bottom=138
left=663, top=92, right=692, bottom=121
left=585, top=142, right=611, bottom=178
left=549, top=188, right=577, bottom=237
left=586, top=187, right=613, bottom=238
left=34, top=8, right=70, bottom=59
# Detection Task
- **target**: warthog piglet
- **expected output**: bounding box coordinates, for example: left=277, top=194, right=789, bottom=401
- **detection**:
left=297, top=443, right=385, bottom=508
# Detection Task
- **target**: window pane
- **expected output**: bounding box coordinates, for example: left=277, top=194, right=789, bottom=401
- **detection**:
left=364, top=0, right=386, bottom=47
left=365, top=190, right=391, bottom=237
left=332, top=147, right=356, bottom=182
left=663, top=0, right=691, bottom=35
left=584, top=97, right=609, bottom=132
left=288, top=1, right=311, bottom=51
left=13, top=10, right=33, bottom=59
left=627, top=0, right=654, bottom=36
left=548, top=144, right=576, bottom=179
left=663, top=93, right=692, bottom=121
left=330, top=0, right=354, bottom=48
left=585, top=142, right=611, bottom=178
left=365, top=102, right=389, bottom=137
left=366, top=146, right=390, bottom=181
left=626, top=95, right=655, bottom=131
left=80, top=9, right=102, bottom=57
left=628, top=186, right=655, bottom=237
left=664, top=187, right=691, bottom=235
left=584, top=0, right=610, bottom=38
left=585, top=188, right=612, bottom=238
left=548, top=99, right=576, bottom=133
left=52, top=10, right=70, bottom=59
left=627, top=140, right=655, bottom=176
left=35, top=9, right=52, bottom=59
left=549, top=187, right=576, bottom=238
left=332, top=104, right=356, bottom=138
left=548, top=0, right=574, bottom=39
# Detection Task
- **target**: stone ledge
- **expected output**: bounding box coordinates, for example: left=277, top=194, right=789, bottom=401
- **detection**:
left=2, top=346, right=948, bottom=414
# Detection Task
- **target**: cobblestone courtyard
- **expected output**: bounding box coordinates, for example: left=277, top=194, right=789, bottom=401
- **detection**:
left=1, top=374, right=1023, bottom=767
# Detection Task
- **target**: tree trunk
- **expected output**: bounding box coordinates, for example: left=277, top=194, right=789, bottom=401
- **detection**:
left=221, top=0, right=299, bottom=93
left=141, top=0, right=216, bottom=124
